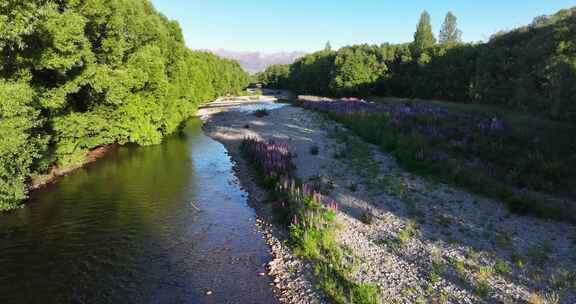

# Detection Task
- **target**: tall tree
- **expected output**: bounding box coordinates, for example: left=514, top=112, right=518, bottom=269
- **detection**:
left=0, top=0, right=249, bottom=210
left=439, top=12, right=462, bottom=44
left=411, top=11, right=436, bottom=55
left=325, top=41, right=332, bottom=51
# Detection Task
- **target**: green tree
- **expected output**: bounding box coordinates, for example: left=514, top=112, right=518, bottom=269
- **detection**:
left=439, top=12, right=462, bottom=44
left=0, top=0, right=248, bottom=210
left=411, top=11, right=436, bottom=55
left=257, top=64, right=290, bottom=89
left=288, top=50, right=336, bottom=96
left=0, top=80, right=46, bottom=210
left=330, top=45, right=388, bottom=96
left=260, top=7, right=576, bottom=123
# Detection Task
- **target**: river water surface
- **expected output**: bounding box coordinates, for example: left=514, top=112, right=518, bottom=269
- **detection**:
left=0, top=118, right=278, bottom=303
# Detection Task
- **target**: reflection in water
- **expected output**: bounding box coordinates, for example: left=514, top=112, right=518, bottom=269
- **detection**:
left=0, top=119, right=277, bottom=304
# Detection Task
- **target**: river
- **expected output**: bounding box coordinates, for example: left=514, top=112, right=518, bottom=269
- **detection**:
left=0, top=115, right=279, bottom=303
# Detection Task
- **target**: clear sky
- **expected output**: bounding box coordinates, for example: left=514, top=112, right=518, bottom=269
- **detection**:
left=150, top=0, right=576, bottom=53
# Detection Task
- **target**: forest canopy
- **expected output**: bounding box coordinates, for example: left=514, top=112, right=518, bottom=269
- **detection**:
left=0, top=0, right=249, bottom=210
left=258, top=8, right=576, bottom=123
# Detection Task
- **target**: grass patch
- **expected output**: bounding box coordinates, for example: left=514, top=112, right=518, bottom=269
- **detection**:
left=241, top=137, right=379, bottom=303
left=475, top=266, right=493, bottom=298
left=494, top=259, right=510, bottom=276
left=300, top=98, right=576, bottom=223
left=429, top=251, right=444, bottom=284
left=396, top=221, right=420, bottom=246
left=451, top=257, right=467, bottom=277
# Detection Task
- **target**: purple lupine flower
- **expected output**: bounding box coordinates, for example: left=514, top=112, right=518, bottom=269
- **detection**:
left=478, top=117, right=507, bottom=132
left=292, top=214, right=299, bottom=226
left=326, top=200, right=339, bottom=212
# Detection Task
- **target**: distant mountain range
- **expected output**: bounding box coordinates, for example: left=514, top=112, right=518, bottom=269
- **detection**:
left=210, top=49, right=306, bottom=74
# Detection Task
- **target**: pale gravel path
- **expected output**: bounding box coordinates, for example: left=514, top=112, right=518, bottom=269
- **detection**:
left=202, top=101, right=576, bottom=304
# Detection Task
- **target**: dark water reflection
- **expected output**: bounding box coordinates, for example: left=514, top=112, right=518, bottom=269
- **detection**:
left=0, top=119, right=277, bottom=304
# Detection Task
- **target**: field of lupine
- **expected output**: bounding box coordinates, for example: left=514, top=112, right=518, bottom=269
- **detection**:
left=301, top=98, right=576, bottom=223
left=240, top=137, right=380, bottom=303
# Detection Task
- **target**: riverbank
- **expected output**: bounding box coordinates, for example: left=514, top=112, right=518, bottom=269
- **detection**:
left=30, top=144, right=117, bottom=192
left=24, top=91, right=290, bottom=205
left=201, top=98, right=330, bottom=304
left=1, top=117, right=280, bottom=304
left=202, top=99, right=576, bottom=303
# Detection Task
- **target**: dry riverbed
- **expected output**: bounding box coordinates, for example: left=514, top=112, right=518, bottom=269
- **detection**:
left=201, top=99, right=576, bottom=304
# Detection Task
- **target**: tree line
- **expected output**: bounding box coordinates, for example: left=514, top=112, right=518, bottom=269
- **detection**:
left=258, top=8, right=576, bottom=123
left=0, top=0, right=249, bottom=210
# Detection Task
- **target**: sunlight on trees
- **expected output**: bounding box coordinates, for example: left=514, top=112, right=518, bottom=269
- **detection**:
left=260, top=8, right=576, bottom=122
left=0, top=0, right=249, bottom=210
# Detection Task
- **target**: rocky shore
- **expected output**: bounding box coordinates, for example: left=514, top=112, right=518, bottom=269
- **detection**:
left=201, top=97, right=576, bottom=304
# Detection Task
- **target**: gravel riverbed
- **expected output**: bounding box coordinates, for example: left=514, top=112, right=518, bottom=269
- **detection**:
left=200, top=99, right=576, bottom=304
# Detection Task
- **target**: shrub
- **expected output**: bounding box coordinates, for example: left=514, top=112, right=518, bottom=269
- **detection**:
left=396, top=221, right=420, bottom=245
left=494, top=260, right=510, bottom=276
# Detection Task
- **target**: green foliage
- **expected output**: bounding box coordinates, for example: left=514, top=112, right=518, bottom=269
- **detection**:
left=396, top=220, right=420, bottom=246
left=331, top=45, right=388, bottom=96
left=475, top=266, right=493, bottom=298
left=0, top=0, right=248, bottom=210
left=288, top=50, right=336, bottom=96
left=261, top=7, right=576, bottom=123
left=494, top=260, right=510, bottom=276
left=452, top=258, right=467, bottom=277
left=473, top=8, right=576, bottom=121
left=0, top=80, right=46, bottom=210
left=256, top=64, right=290, bottom=89
left=411, top=11, right=437, bottom=56
left=429, top=251, right=444, bottom=284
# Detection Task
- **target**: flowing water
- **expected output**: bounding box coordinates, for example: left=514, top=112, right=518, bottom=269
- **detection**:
left=0, top=117, right=278, bottom=304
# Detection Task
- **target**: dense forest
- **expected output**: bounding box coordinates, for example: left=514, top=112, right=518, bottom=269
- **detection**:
left=258, top=8, right=576, bottom=123
left=0, top=0, right=249, bottom=210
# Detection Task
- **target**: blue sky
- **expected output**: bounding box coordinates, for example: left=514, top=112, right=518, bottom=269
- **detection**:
left=150, top=0, right=576, bottom=53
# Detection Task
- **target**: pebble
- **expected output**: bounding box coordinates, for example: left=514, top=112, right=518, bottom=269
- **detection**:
left=203, top=102, right=576, bottom=304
